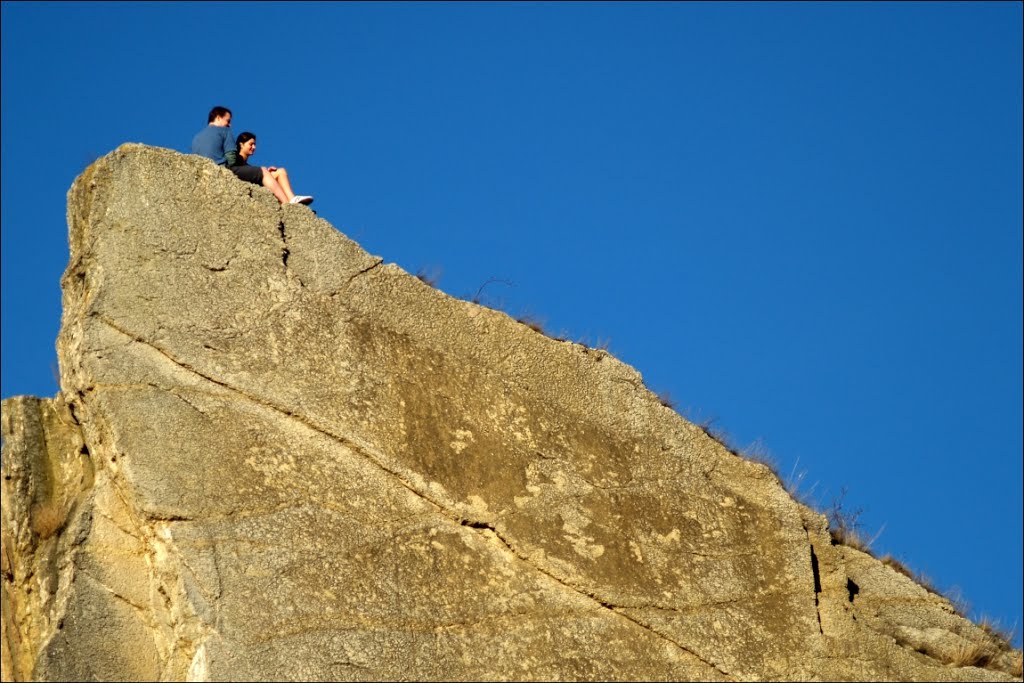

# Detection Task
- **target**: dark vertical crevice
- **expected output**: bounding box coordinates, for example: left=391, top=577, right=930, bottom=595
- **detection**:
left=277, top=220, right=290, bottom=269
left=810, top=544, right=824, bottom=634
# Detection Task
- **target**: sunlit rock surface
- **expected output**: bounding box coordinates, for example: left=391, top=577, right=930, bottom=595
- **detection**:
left=2, top=144, right=1020, bottom=681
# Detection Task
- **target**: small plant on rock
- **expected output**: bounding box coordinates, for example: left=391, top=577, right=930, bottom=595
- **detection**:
left=826, top=488, right=871, bottom=552
left=516, top=313, right=546, bottom=335
left=415, top=267, right=441, bottom=288
left=657, top=390, right=676, bottom=409
left=951, top=640, right=997, bottom=668
left=697, top=418, right=742, bottom=458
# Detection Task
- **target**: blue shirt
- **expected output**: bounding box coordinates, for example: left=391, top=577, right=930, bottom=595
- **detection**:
left=191, top=125, right=235, bottom=165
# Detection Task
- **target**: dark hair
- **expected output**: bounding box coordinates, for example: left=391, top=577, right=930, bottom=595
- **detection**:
left=236, top=131, right=256, bottom=151
left=207, top=106, right=232, bottom=123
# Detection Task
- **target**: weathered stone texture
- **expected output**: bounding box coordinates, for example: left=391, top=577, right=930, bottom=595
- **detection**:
left=2, top=144, right=1020, bottom=680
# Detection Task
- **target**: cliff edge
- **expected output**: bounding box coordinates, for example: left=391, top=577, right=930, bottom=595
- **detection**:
left=2, top=144, right=1020, bottom=681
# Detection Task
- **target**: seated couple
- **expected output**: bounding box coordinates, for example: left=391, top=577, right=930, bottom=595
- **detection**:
left=190, top=106, right=313, bottom=206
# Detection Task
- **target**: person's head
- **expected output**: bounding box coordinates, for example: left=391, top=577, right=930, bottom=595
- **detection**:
left=236, top=131, right=256, bottom=159
left=208, top=106, right=232, bottom=127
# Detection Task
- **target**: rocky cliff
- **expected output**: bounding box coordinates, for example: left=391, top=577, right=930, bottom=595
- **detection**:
left=2, top=144, right=1020, bottom=681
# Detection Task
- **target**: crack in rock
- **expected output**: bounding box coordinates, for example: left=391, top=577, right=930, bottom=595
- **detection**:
left=807, top=528, right=824, bottom=636
left=276, top=220, right=290, bottom=270
left=333, top=258, right=384, bottom=296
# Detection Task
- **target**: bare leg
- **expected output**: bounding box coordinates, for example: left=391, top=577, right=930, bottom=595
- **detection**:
left=270, top=168, right=296, bottom=202
left=260, top=167, right=289, bottom=204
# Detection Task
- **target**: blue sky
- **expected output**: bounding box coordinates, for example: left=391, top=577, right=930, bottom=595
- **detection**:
left=2, top=2, right=1021, bottom=646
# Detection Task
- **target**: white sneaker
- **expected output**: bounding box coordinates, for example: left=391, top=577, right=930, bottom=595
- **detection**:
left=290, top=195, right=314, bottom=205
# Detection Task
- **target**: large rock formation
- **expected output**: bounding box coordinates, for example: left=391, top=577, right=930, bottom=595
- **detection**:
left=2, top=144, right=1020, bottom=681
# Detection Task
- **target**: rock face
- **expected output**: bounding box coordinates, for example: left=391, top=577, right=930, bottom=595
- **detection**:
left=1, top=144, right=1020, bottom=681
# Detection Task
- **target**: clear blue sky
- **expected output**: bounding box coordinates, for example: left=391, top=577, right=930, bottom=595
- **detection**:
left=3, top=2, right=1021, bottom=646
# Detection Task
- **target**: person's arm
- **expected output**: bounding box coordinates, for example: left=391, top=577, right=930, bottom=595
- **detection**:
left=222, top=128, right=235, bottom=159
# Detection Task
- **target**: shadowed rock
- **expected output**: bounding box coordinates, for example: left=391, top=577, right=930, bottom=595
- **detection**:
left=2, top=144, right=1020, bottom=681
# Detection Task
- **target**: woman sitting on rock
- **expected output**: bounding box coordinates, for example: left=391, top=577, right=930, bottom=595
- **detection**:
left=228, top=131, right=313, bottom=206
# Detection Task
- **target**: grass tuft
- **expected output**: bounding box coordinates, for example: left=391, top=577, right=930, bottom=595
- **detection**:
left=880, top=554, right=914, bottom=579
left=415, top=267, right=442, bottom=288
left=977, top=616, right=1016, bottom=646
left=825, top=487, right=875, bottom=553
left=879, top=554, right=946, bottom=598
left=697, top=419, right=742, bottom=458
left=737, top=439, right=786, bottom=485
left=516, top=314, right=546, bottom=335
left=950, top=640, right=997, bottom=669
left=782, top=457, right=820, bottom=507
left=946, top=587, right=972, bottom=618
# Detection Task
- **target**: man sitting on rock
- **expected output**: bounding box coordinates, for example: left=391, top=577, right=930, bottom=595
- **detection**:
left=190, top=106, right=236, bottom=166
